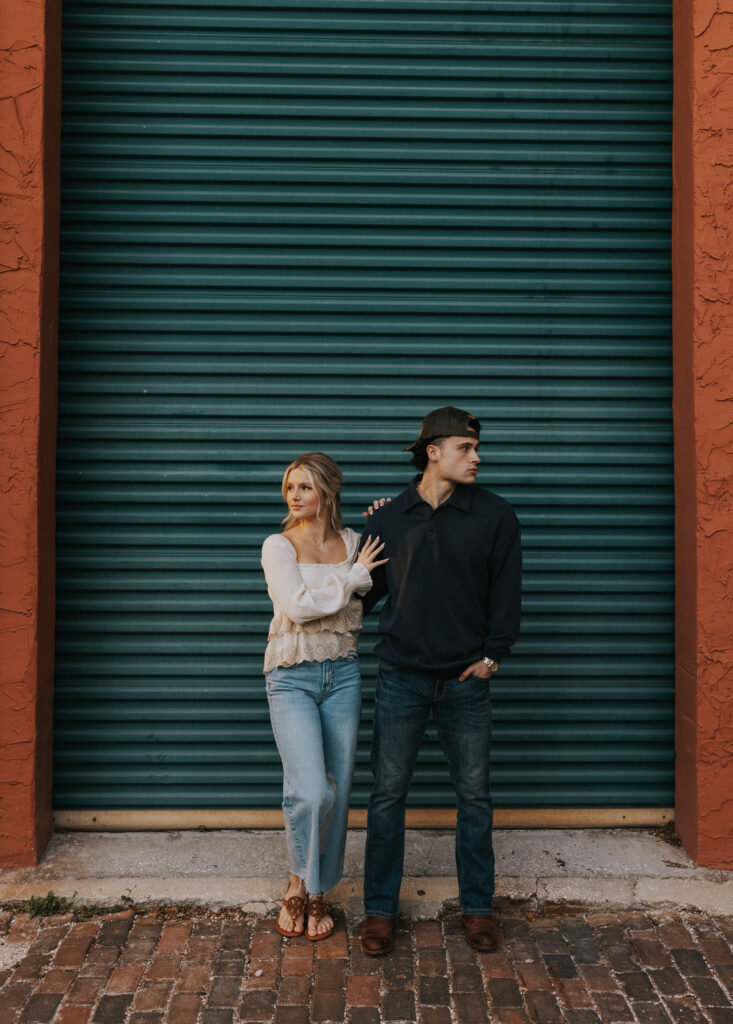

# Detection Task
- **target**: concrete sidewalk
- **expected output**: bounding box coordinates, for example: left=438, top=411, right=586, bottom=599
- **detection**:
left=1, top=829, right=733, bottom=918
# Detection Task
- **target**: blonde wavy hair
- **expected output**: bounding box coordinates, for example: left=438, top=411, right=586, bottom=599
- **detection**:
left=280, top=452, right=344, bottom=534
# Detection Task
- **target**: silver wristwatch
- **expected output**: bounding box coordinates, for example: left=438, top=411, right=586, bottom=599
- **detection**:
left=482, top=656, right=497, bottom=670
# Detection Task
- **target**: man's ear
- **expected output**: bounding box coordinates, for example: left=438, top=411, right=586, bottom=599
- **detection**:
left=425, top=443, right=441, bottom=463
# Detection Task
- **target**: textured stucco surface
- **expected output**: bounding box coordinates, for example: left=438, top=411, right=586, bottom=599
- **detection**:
left=693, top=4, right=733, bottom=866
left=0, top=0, right=59, bottom=866
left=674, top=1, right=733, bottom=868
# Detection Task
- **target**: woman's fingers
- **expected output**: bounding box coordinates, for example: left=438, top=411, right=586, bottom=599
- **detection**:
left=358, top=536, right=387, bottom=571
left=363, top=496, right=392, bottom=518
left=361, top=557, right=388, bottom=572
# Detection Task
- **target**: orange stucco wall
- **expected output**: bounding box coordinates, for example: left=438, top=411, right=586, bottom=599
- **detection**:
left=0, top=0, right=60, bottom=866
left=673, top=0, right=733, bottom=868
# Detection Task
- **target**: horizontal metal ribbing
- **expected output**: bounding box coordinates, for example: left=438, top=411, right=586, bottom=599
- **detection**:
left=55, top=0, right=673, bottom=813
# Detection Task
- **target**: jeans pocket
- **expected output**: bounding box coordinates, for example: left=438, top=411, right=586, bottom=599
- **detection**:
left=266, top=667, right=287, bottom=692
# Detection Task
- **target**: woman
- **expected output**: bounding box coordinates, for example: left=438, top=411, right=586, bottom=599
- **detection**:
left=261, top=452, right=387, bottom=940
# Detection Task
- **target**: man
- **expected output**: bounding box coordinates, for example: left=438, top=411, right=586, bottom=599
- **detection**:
left=359, top=406, right=522, bottom=955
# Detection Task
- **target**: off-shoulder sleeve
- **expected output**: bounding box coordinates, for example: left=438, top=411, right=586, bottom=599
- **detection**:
left=261, top=533, right=372, bottom=624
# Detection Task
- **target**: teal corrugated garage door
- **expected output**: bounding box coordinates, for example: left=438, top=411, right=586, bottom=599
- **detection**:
left=55, top=0, right=674, bottom=813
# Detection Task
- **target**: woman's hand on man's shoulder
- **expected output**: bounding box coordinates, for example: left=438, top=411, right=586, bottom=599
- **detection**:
left=362, top=497, right=392, bottom=519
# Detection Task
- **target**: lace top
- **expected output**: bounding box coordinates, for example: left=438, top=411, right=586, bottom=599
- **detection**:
left=260, top=528, right=372, bottom=674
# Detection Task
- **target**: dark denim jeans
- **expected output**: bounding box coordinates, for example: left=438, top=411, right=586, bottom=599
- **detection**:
left=364, top=662, right=494, bottom=917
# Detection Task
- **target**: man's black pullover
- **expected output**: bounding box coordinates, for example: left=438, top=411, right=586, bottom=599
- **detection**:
left=360, top=476, right=522, bottom=678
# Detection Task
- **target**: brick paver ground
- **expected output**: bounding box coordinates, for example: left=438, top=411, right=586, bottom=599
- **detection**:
left=1, top=904, right=732, bottom=1023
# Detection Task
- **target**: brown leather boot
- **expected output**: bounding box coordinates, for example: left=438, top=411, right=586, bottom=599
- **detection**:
left=460, top=914, right=501, bottom=952
left=360, top=916, right=395, bottom=956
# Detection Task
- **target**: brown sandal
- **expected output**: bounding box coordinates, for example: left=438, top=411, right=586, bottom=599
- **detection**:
left=276, top=890, right=306, bottom=938
left=306, top=893, right=335, bottom=941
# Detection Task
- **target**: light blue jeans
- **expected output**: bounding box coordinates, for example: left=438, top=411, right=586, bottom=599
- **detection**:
left=266, top=655, right=361, bottom=894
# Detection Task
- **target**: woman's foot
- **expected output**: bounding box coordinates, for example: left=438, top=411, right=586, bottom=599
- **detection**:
left=276, top=876, right=306, bottom=937
left=306, top=893, right=335, bottom=941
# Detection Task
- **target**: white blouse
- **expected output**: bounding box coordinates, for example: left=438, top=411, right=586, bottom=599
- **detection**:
left=260, top=528, right=372, bottom=674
